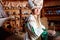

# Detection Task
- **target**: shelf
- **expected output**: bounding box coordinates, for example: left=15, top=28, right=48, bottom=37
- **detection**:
left=42, top=6, right=60, bottom=31
left=44, top=6, right=60, bottom=9
left=49, top=26, right=60, bottom=31
left=45, top=14, right=60, bottom=17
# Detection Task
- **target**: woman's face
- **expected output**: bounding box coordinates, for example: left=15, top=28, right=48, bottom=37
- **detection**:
left=33, top=5, right=43, bottom=15
left=33, top=8, right=41, bottom=15
left=33, top=0, right=43, bottom=15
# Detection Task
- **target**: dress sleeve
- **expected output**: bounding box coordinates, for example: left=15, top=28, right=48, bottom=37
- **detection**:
left=26, top=15, right=39, bottom=35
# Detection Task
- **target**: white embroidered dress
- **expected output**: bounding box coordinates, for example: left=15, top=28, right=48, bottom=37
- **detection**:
left=27, top=15, right=46, bottom=40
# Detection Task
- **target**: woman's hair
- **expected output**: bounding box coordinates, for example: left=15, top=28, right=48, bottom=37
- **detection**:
left=32, top=9, right=34, bottom=12
left=31, top=8, right=42, bottom=18
left=31, top=8, right=37, bottom=13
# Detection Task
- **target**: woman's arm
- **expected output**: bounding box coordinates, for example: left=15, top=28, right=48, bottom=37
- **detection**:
left=25, top=18, right=37, bottom=37
left=27, top=17, right=35, bottom=33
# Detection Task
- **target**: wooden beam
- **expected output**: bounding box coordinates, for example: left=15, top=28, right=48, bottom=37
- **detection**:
left=2, top=0, right=27, bottom=1
left=44, top=1, right=60, bottom=7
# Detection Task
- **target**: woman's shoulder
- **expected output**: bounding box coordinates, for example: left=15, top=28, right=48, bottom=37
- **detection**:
left=28, top=14, right=34, bottom=19
left=29, top=14, right=33, bottom=17
left=28, top=14, right=35, bottom=21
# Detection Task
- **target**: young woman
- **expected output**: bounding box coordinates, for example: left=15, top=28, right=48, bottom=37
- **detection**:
left=25, top=0, right=48, bottom=40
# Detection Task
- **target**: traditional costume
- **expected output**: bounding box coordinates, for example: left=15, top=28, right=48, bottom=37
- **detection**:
left=25, top=0, right=48, bottom=40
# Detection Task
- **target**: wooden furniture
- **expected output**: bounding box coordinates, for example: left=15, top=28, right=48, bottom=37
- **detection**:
left=3, top=5, right=31, bottom=32
left=42, top=6, right=60, bottom=31
left=3, top=8, right=22, bottom=32
left=2, top=1, right=28, bottom=32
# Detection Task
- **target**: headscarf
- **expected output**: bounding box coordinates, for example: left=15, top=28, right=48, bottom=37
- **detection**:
left=28, top=0, right=43, bottom=9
